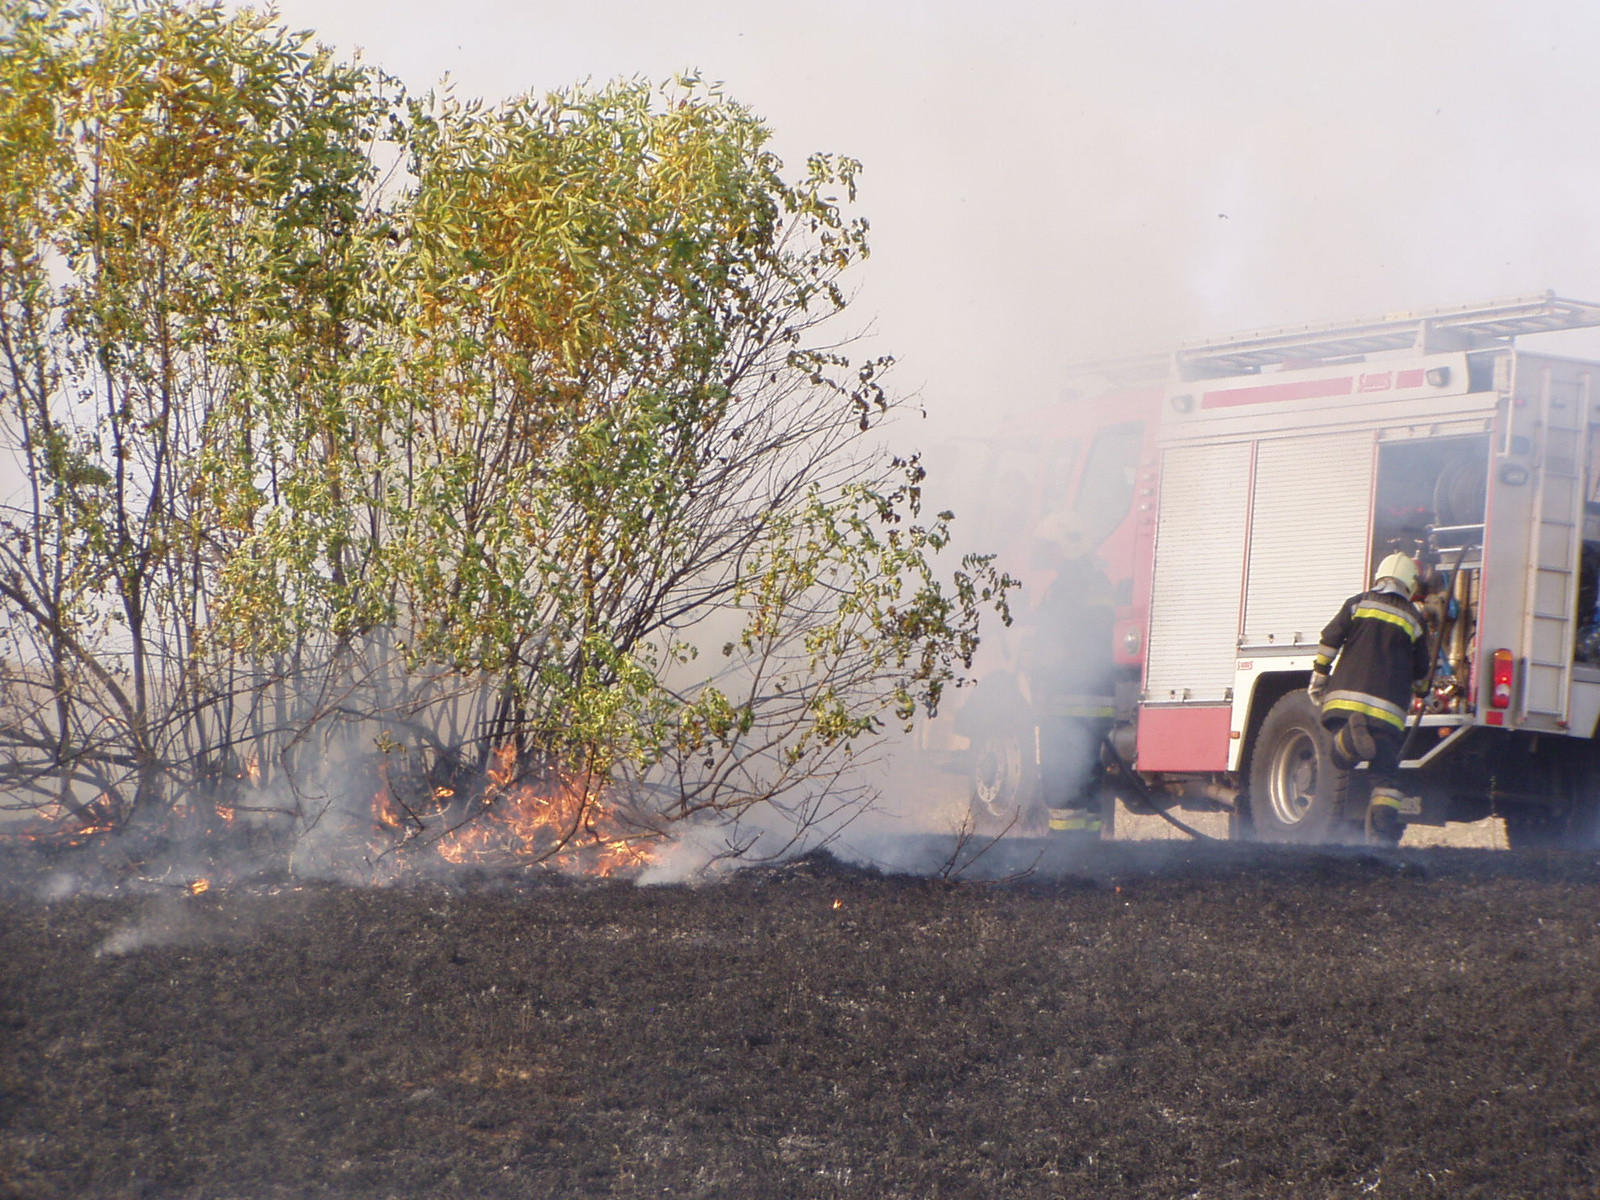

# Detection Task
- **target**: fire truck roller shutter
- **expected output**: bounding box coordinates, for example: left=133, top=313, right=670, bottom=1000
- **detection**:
left=1242, top=432, right=1374, bottom=650
left=1145, top=442, right=1251, bottom=704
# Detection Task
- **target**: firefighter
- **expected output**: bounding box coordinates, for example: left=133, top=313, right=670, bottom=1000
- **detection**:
left=1029, top=512, right=1116, bottom=836
left=1307, top=552, right=1432, bottom=845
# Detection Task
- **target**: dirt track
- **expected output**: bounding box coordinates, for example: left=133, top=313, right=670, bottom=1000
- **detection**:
left=2, top=837, right=1598, bottom=1199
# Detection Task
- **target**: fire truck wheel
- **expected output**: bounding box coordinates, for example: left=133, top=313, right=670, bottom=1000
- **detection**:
left=1248, top=691, right=1352, bottom=843
left=1502, top=806, right=1565, bottom=850
left=968, top=730, right=1043, bottom=834
left=1503, top=798, right=1600, bottom=850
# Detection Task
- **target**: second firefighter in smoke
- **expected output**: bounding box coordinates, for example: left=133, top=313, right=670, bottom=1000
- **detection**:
left=1307, top=551, right=1432, bottom=844
left=1030, top=513, right=1116, bottom=835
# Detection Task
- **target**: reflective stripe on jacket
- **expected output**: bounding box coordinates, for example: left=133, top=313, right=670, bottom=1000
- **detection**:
left=1314, top=589, right=1431, bottom=731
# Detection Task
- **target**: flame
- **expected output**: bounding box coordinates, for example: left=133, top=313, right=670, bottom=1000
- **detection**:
left=6, top=746, right=658, bottom=881
left=372, top=783, right=407, bottom=832
left=487, top=742, right=517, bottom=789
left=15, top=790, right=241, bottom=847
left=2, top=794, right=119, bottom=845
left=369, top=744, right=658, bottom=877
left=435, top=764, right=654, bottom=876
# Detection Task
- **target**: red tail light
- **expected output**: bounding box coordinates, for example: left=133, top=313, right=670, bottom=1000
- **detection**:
left=1490, top=649, right=1514, bottom=710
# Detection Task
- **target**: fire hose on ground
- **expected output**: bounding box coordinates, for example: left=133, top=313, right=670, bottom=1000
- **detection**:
left=1098, top=732, right=1219, bottom=842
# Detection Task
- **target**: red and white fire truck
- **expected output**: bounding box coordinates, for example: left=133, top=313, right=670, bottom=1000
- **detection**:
left=927, top=292, right=1600, bottom=847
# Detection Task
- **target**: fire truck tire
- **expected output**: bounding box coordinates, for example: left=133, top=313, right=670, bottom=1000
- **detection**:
left=967, top=730, right=1043, bottom=834
left=1502, top=750, right=1600, bottom=849
left=1502, top=806, right=1564, bottom=850
left=1503, top=799, right=1600, bottom=850
left=1247, top=691, right=1353, bottom=844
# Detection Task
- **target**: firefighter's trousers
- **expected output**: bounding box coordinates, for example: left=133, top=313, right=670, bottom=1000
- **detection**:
left=1038, top=695, right=1113, bottom=833
left=1328, top=712, right=1406, bottom=840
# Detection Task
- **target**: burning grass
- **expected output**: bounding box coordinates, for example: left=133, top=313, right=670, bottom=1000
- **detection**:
left=371, top=745, right=662, bottom=878
left=2, top=743, right=666, bottom=893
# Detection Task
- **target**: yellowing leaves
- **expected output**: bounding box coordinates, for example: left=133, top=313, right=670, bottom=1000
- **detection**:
left=1, top=2, right=1010, bottom=837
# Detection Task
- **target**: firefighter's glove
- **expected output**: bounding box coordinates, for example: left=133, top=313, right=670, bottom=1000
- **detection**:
left=1306, top=672, right=1329, bottom=705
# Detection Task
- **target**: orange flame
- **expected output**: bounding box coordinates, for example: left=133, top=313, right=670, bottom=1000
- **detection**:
left=7, top=747, right=658, bottom=881
left=371, top=745, right=658, bottom=877
left=371, top=783, right=407, bottom=832
left=2, top=794, right=120, bottom=845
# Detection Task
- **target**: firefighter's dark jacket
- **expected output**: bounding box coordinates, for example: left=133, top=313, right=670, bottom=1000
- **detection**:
left=1313, top=588, right=1430, bottom=731
left=1030, top=556, right=1115, bottom=705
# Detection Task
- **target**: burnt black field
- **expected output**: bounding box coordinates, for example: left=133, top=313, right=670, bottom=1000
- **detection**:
left=3, top=839, right=1599, bottom=1199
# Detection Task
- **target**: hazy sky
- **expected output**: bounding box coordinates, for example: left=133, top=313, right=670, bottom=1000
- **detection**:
left=249, top=0, right=1600, bottom=436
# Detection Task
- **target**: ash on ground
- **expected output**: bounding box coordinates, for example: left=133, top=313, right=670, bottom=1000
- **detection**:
left=2, top=838, right=1596, bottom=1199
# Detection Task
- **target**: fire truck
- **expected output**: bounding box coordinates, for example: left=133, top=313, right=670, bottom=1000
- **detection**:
left=931, top=292, right=1600, bottom=847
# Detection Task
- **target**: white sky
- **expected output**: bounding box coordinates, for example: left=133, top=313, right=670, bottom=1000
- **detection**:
left=251, top=0, right=1600, bottom=438
left=7, top=1, right=1599, bottom=504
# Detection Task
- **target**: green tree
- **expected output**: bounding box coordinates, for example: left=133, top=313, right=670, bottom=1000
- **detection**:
left=0, top=1, right=1011, bottom=864
left=0, top=0, right=401, bottom=827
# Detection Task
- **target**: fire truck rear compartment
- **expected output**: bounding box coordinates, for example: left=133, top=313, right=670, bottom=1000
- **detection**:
left=1224, top=415, right=1600, bottom=836
left=923, top=296, right=1600, bottom=847
left=1134, top=303, right=1600, bottom=845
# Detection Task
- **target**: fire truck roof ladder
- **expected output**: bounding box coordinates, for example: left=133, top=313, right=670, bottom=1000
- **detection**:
left=1172, top=291, right=1600, bottom=380
left=1067, top=292, right=1600, bottom=386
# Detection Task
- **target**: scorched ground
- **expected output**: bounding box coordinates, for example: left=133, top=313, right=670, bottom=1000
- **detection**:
left=2, top=841, right=1598, bottom=1199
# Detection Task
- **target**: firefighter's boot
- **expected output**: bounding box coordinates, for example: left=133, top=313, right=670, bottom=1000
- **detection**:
left=1365, top=788, right=1405, bottom=846
left=1047, top=805, right=1103, bottom=839
left=1332, top=720, right=1379, bottom=771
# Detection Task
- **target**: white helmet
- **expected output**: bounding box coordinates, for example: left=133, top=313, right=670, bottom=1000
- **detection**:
left=1036, top=510, right=1091, bottom=560
left=1374, top=551, right=1419, bottom=594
